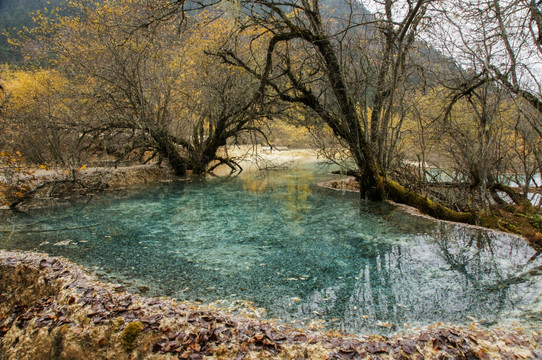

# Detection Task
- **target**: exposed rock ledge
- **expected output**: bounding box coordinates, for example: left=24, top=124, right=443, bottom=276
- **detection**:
left=1, top=250, right=541, bottom=360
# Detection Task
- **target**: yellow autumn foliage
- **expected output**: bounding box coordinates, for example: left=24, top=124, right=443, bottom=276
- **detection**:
left=0, top=66, right=67, bottom=113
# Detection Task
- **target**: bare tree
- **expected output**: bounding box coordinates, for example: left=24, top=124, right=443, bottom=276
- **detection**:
left=426, top=0, right=542, bottom=210
left=214, top=0, right=477, bottom=222
left=24, top=0, right=268, bottom=176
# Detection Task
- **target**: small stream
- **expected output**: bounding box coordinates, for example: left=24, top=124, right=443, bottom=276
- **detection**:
left=1, top=161, right=541, bottom=335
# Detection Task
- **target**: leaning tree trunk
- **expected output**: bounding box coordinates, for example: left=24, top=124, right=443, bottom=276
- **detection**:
left=350, top=137, right=475, bottom=224
left=314, top=19, right=474, bottom=223
left=152, top=131, right=187, bottom=177
left=188, top=149, right=216, bottom=175
left=385, top=179, right=476, bottom=224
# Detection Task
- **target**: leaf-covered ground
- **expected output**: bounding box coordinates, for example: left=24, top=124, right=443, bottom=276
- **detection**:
left=1, top=250, right=541, bottom=359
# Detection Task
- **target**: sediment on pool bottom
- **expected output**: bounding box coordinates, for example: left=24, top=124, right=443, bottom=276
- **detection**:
left=1, top=250, right=541, bottom=360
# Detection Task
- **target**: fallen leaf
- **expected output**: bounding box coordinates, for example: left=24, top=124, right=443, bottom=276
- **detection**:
left=376, top=321, right=391, bottom=327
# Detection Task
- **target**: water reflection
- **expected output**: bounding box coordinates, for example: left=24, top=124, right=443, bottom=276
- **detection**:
left=0, top=166, right=541, bottom=335
left=273, top=220, right=542, bottom=333
left=242, top=169, right=314, bottom=221
left=242, top=174, right=269, bottom=193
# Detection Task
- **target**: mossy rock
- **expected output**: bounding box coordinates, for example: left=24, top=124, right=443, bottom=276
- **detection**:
left=121, top=321, right=144, bottom=351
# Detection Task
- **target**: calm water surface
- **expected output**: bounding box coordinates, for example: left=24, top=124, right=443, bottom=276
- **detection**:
left=1, top=162, right=541, bottom=335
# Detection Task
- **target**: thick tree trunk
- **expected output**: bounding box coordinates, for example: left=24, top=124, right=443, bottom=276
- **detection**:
left=352, top=148, right=386, bottom=201
left=385, top=179, right=476, bottom=224
left=350, top=152, right=475, bottom=223
left=189, top=151, right=214, bottom=175
left=188, top=129, right=230, bottom=175
left=152, top=132, right=187, bottom=177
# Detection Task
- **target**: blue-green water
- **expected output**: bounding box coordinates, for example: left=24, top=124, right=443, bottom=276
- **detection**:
left=1, top=163, right=541, bottom=335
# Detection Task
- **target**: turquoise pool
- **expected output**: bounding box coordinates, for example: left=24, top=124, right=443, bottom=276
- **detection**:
left=1, top=162, right=541, bottom=335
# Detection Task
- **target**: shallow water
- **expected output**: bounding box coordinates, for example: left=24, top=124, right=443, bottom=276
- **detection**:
left=1, top=162, right=541, bottom=335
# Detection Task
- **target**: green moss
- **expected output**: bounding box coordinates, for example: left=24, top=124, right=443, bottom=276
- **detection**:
left=480, top=215, right=500, bottom=229
left=385, top=179, right=475, bottom=224
left=111, top=317, right=125, bottom=332
left=529, top=214, right=542, bottom=231
left=504, top=223, right=520, bottom=234
left=121, top=321, right=144, bottom=351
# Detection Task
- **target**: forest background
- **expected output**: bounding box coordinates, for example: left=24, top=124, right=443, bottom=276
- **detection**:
left=1, top=0, right=542, bottom=244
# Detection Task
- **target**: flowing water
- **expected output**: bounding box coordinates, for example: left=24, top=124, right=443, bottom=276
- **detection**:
left=1, top=161, right=541, bottom=335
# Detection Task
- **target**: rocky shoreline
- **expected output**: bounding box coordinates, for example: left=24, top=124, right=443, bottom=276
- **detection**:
left=0, top=164, right=180, bottom=210
left=1, top=250, right=541, bottom=359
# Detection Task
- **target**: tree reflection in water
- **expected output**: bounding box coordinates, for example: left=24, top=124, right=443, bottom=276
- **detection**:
left=277, top=220, right=542, bottom=334
left=1, top=166, right=541, bottom=335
